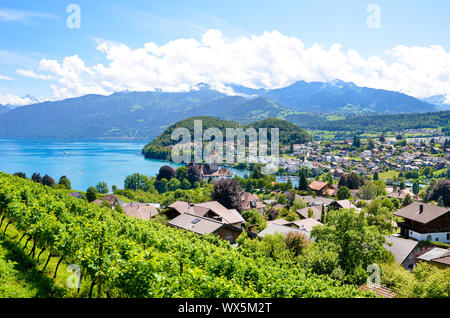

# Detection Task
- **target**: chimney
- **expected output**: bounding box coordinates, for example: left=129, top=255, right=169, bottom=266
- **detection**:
left=419, top=204, right=424, bottom=214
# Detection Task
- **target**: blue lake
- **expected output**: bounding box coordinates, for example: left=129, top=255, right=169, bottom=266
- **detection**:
left=0, top=138, right=250, bottom=191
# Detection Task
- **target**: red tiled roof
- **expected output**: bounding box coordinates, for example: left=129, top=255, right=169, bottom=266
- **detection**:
left=359, top=283, right=397, bottom=298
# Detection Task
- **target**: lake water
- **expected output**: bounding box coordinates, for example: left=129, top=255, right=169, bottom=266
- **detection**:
left=0, top=138, right=250, bottom=191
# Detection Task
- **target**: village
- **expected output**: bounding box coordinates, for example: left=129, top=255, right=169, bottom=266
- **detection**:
left=63, top=133, right=449, bottom=296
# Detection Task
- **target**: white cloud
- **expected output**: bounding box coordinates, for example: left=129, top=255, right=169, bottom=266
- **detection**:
left=0, top=93, right=34, bottom=106
left=0, top=8, right=58, bottom=24
left=26, top=29, right=450, bottom=101
left=0, top=74, right=12, bottom=80
left=16, top=69, right=53, bottom=80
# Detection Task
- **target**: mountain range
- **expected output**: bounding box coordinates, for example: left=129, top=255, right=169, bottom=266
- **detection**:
left=0, top=80, right=441, bottom=140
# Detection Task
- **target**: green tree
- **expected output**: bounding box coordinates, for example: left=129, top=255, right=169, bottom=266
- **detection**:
left=167, top=178, right=181, bottom=191
left=181, top=178, right=191, bottom=190
left=312, top=209, right=389, bottom=284
left=124, top=173, right=150, bottom=191
left=86, top=186, right=98, bottom=203
left=352, top=135, right=361, bottom=148
left=403, top=194, right=413, bottom=207
left=176, top=166, right=189, bottom=181
left=42, top=175, right=55, bottom=187
left=361, top=181, right=378, bottom=200
left=96, top=181, right=109, bottom=194
left=412, top=180, right=420, bottom=195
left=241, top=209, right=267, bottom=232
left=298, top=172, right=308, bottom=191
left=58, top=176, right=71, bottom=189
left=336, top=186, right=351, bottom=200
left=373, top=171, right=379, bottom=181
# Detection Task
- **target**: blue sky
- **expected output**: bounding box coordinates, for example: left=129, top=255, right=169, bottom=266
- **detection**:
left=1, top=0, right=450, bottom=104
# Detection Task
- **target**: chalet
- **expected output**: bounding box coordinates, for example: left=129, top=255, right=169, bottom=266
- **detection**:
left=329, top=200, right=360, bottom=211
left=394, top=202, right=450, bottom=243
left=122, top=202, right=159, bottom=221
left=166, top=200, right=246, bottom=228
left=240, top=192, right=266, bottom=214
left=383, top=235, right=420, bottom=270
left=297, top=195, right=335, bottom=208
left=288, top=218, right=323, bottom=232
left=308, top=181, right=336, bottom=196
left=167, top=213, right=244, bottom=244
left=387, top=189, right=420, bottom=201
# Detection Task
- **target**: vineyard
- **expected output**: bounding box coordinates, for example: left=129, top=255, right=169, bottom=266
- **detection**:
left=0, top=172, right=372, bottom=298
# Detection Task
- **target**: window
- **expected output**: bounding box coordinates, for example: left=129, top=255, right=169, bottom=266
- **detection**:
left=426, top=235, right=432, bottom=241
left=447, top=233, right=450, bottom=241
left=191, top=219, right=200, bottom=224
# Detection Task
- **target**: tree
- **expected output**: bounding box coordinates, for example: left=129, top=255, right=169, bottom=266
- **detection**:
left=307, top=208, right=314, bottom=218
left=124, top=173, right=150, bottom=191
left=298, top=172, right=308, bottom=191
left=188, top=165, right=202, bottom=184
left=361, top=181, right=378, bottom=200
left=336, top=186, right=351, bottom=200
left=284, top=231, right=310, bottom=256
left=42, top=175, right=55, bottom=187
left=312, top=209, right=389, bottom=284
left=379, top=134, right=386, bottom=143
left=367, top=139, right=375, bottom=150
left=181, top=178, right=191, bottom=190
left=399, top=181, right=406, bottom=190
left=365, top=198, right=395, bottom=234
left=373, top=171, right=379, bottom=181
left=31, top=172, right=42, bottom=183
left=86, top=186, right=98, bottom=203
left=13, top=172, right=27, bottom=179
left=427, top=179, right=450, bottom=206
left=250, top=165, right=263, bottom=179
left=176, top=167, right=189, bottom=181
left=58, top=176, right=71, bottom=189
left=352, top=135, right=361, bottom=148
left=157, top=166, right=176, bottom=181
left=167, top=178, right=181, bottom=191
left=338, top=173, right=363, bottom=190
left=412, top=180, right=420, bottom=195
left=211, top=179, right=242, bottom=212
left=96, top=181, right=109, bottom=194
left=241, top=209, right=266, bottom=232
left=158, top=178, right=168, bottom=193
left=403, top=194, right=413, bottom=207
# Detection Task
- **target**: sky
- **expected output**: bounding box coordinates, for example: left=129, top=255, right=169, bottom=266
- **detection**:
left=0, top=0, right=450, bottom=105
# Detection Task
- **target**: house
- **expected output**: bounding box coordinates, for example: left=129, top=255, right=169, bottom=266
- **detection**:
left=167, top=213, right=243, bottom=244
left=166, top=201, right=246, bottom=228
left=387, top=189, right=420, bottom=201
left=417, top=248, right=450, bottom=268
left=329, top=200, right=360, bottom=211
left=240, top=192, right=266, bottom=214
left=102, top=194, right=124, bottom=207
left=383, top=235, right=420, bottom=270
left=122, top=202, right=159, bottom=221
left=308, top=181, right=336, bottom=196
left=296, top=206, right=323, bottom=221
left=394, top=202, right=450, bottom=243
left=297, top=195, right=335, bottom=208
left=288, top=218, right=323, bottom=232
left=186, top=162, right=233, bottom=181
left=257, top=224, right=311, bottom=240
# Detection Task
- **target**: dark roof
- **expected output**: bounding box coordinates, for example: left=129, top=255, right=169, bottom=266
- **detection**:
left=394, top=202, right=448, bottom=224
left=383, top=235, right=419, bottom=265
left=168, top=213, right=241, bottom=236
